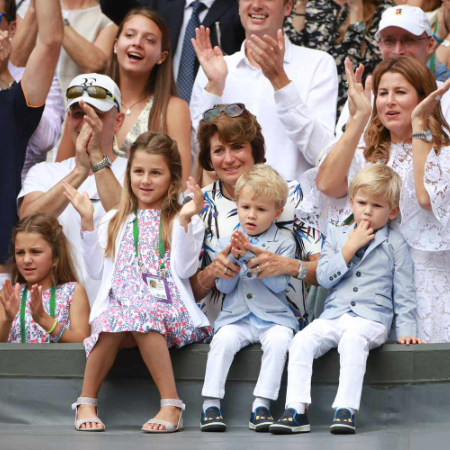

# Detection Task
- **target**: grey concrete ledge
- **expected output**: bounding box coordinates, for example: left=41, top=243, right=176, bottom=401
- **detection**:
left=1, top=343, right=450, bottom=384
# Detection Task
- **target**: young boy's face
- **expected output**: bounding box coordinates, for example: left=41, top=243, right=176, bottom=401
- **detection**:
left=350, top=188, right=399, bottom=231
left=237, top=186, right=283, bottom=236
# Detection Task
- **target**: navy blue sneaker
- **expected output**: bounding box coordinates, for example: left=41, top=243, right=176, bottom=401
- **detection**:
left=200, top=406, right=227, bottom=432
left=330, top=408, right=356, bottom=434
left=269, top=408, right=310, bottom=434
left=249, top=406, right=275, bottom=432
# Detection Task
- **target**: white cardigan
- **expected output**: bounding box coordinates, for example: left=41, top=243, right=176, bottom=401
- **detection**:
left=80, top=209, right=210, bottom=328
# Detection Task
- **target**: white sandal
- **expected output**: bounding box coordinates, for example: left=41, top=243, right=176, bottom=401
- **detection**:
left=141, top=399, right=185, bottom=433
left=72, top=397, right=105, bottom=432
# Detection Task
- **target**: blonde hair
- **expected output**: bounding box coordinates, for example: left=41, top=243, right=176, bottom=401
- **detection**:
left=349, top=164, right=402, bottom=210
left=105, top=132, right=183, bottom=259
left=235, top=164, right=288, bottom=210
left=10, top=214, right=78, bottom=285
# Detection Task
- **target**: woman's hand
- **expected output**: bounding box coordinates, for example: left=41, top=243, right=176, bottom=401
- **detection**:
left=345, top=57, right=372, bottom=122
left=0, top=280, right=21, bottom=322
left=411, top=78, right=450, bottom=131
left=179, top=177, right=204, bottom=230
left=191, top=25, right=228, bottom=96
left=245, top=243, right=290, bottom=278
left=62, top=180, right=94, bottom=230
left=210, top=245, right=241, bottom=280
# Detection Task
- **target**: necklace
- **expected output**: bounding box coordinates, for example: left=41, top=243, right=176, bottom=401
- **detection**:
left=121, top=93, right=150, bottom=116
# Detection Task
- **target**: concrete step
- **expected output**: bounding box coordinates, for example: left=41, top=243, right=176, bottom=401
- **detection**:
left=1, top=343, right=450, bottom=429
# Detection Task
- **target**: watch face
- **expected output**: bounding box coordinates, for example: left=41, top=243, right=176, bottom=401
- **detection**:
left=424, top=129, right=432, bottom=142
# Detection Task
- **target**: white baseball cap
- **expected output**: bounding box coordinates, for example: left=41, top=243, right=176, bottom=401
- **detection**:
left=66, top=73, right=121, bottom=112
left=376, top=5, right=432, bottom=39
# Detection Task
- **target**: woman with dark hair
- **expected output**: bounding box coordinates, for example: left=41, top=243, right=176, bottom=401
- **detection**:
left=302, top=56, right=450, bottom=343
left=190, top=104, right=322, bottom=329
left=56, top=7, right=192, bottom=182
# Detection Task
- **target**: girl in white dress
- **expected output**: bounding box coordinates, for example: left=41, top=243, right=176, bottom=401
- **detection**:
left=299, top=56, right=450, bottom=343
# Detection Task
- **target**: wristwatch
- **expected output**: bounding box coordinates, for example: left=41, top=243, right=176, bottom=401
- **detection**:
left=91, top=155, right=112, bottom=173
left=412, top=129, right=432, bottom=143
left=295, top=261, right=307, bottom=280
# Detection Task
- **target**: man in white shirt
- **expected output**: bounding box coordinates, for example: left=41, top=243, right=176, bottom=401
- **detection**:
left=336, top=5, right=450, bottom=141
left=19, top=73, right=127, bottom=304
left=190, top=0, right=338, bottom=181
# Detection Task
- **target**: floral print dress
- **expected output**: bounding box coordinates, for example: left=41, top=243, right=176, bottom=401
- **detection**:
left=8, top=282, right=76, bottom=343
left=84, top=209, right=211, bottom=357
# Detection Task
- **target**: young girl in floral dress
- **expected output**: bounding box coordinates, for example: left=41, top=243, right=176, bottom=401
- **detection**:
left=64, top=131, right=211, bottom=433
left=0, top=213, right=91, bottom=343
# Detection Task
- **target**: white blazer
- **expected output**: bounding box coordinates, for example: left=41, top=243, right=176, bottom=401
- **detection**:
left=80, top=209, right=210, bottom=328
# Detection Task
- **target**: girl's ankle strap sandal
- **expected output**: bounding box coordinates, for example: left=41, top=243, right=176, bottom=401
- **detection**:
left=72, top=397, right=105, bottom=432
left=142, top=398, right=185, bottom=433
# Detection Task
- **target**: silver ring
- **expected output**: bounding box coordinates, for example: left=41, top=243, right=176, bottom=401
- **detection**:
left=256, top=265, right=262, bottom=275
left=435, top=95, right=442, bottom=101
left=223, top=267, right=228, bottom=275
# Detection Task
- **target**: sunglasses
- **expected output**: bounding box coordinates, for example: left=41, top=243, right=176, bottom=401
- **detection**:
left=66, top=85, right=120, bottom=110
left=202, top=103, right=245, bottom=123
left=0, top=12, right=11, bottom=26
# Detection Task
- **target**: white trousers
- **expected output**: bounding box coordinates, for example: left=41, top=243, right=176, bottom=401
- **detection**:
left=202, top=321, right=294, bottom=400
left=286, top=313, right=387, bottom=411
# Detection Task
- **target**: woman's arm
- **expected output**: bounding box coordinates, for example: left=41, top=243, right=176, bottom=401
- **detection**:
left=10, top=2, right=38, bottom=67
left=167, top=97, right=192, bottom=184
left=317, top=58, right=371, bottom=197
left=411, top=78, right=450, bottom=211
left=55, top=118, right=76, bottom=162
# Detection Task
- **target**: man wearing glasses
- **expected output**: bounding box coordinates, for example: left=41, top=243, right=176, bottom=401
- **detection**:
left=0, top=0, right=63, bottom=288
left=19, top=73, right=127, bottom=305
left=336, top=4, right=450, bottom=139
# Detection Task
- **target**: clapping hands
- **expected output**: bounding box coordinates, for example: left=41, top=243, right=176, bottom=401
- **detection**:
left=231, top=230, right=250, bottom=260
left=62, top=180, right=94, bottom=231
left=0, top=280, right=21, bottom=322
left=179, top=177, right=205, bottom=230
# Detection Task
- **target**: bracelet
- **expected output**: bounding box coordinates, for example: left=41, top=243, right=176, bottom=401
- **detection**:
left=433, top=33, right=444, bottom=44
left=51, top=324, right=66, bottom=343
left=197, top=270, right=213, bottom=290
left=46, top=318, right=58, bottom=334
left=294, top=12, right=306, bottom=16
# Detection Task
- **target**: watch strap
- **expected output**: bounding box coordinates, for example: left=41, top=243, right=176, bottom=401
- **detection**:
left=91, top=155, right=111, bottom=173
left=295, top=260, right=307, bottom=280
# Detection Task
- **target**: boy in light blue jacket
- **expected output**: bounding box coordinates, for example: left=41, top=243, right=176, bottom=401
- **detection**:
left=271, top=164, right=424, bottom=436
left=200, top=165, right=298, bottom=433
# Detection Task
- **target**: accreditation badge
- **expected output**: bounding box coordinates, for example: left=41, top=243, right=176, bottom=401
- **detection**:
left=143, top=273, right=172, bottom=304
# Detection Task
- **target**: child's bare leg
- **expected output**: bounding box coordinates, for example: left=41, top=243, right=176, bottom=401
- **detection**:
left=132, top=331, right=180, bottom=431
left=77, top=332, right=127, bottom=429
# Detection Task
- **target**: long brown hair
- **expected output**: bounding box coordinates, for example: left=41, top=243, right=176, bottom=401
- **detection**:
left=10, top=214, right=78, bottom=286
left=106, top=7, right=176, bottom=133
left=105, top=132, right=183, bottom=259
left=364, top=56, right=450, bottom=163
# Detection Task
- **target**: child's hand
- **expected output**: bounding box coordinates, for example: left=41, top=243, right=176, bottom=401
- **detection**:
left=397, top=336, right=426, bottom=345
left=29, top=284, right=47, bottom=323
left=348, top=220, right=374, bottom=251
left=62, top=180, right=94, bottom=231
left=179, top=177, right=204, bottom=230
left=231, top=230, right=249, bottom=259
left=0, top=280, right=21, bottom=322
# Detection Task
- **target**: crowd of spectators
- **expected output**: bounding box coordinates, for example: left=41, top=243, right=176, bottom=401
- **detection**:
left=0, top=0, right=449, bottom=437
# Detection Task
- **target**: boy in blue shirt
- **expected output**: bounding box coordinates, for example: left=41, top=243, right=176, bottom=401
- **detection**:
left=271, top=164, right=423, bottom=435
left=200, top=165, right=298, bottom=432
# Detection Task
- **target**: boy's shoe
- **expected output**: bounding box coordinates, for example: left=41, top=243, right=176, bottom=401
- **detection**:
left=330, top=408, right=356, bottom=434
left=200, top=406, right=227, bottom=432
left=249, top=406, right=275, bottom=432
left=269, top=408, right=310, bottom=434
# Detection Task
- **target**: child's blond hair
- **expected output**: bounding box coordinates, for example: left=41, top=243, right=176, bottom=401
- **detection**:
left=349, top=164, right=402, bottom=210
left=235, top=164, right=288, bottom=210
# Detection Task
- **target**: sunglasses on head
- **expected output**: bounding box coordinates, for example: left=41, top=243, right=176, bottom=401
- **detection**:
left=202, top=103, right=245, bottom=123
left=66, top=85, right=120, bottom=110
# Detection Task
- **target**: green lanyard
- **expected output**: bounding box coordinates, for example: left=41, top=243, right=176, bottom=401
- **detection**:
left=20, top=285, right=56, bottom=344
left=133, top=210, right=166, bottom=275
left=430, top=21, right=438, bottom=75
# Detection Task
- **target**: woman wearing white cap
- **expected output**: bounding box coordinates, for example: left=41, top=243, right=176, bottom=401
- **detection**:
left=298, top=55, right=450, bottom=343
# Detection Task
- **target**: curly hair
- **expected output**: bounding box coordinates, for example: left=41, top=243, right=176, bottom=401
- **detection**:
left=364, top=56, right=450, bottom=163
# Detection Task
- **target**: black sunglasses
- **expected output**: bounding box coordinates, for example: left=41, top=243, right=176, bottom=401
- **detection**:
left=0, top=13, right=12, bottom=25
left=202, top=103, right=246, bottom=123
